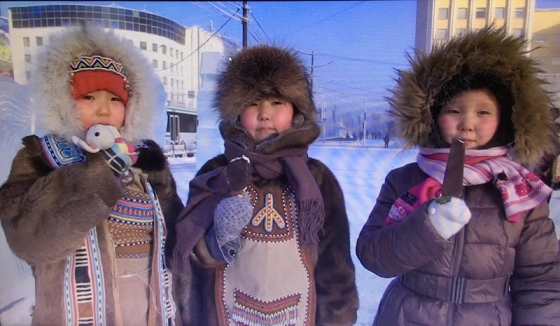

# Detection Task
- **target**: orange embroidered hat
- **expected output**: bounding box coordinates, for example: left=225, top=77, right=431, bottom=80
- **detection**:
left=70, top=55, right=131, bottom=105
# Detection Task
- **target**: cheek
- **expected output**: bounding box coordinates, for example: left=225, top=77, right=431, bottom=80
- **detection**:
left=437, top=116, right=455, bottom=134
left=239, top=110, right=256, bottom=130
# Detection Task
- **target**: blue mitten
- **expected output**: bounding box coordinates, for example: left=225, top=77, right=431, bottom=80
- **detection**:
left=213, top=193, right=253, bottom=262
left=428, top=197, right=472, bottom=240
left=37, top=134, right=86, bottom=169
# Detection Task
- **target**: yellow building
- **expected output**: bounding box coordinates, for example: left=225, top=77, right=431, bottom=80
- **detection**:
left=415, top=0, right=535, bottom=52
left=532, top=9, right=560, bottom=106
left=532, top=9, right=560, bottom=74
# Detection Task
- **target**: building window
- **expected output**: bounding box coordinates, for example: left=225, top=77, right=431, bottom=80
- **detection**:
left=456, top=28, right=467, bottom=36
left=163, top=61, right=167, bottom=70
left=24, top=54, right=31, bottom=64
left=163, top=77, right=167, bottom=85
left=153, top=43, right=158, bottom=52
left=170, top=47, right=174, bottom=57
left=153, top=60, right=158, bottom=69
left=161, top=45, right=167, bottom=55
left=438, top=8, right=449, bottom=20
left=436, top=29, right=448, bottom=40
left=515, top=8, right=525, bottom=19
left=495, top=7, right=505, bottom=19
left=23, top=37, right=30, bottom=47
left=36, top=36, right=43, bottom=46
left=140, top=41, right=147, bottom=50
left=171, top=78, right=174, bottom=87
left=188, top=91, right=195, bottom=99
left=457, top=8, right=467, bottom=19
left=25, top=71, right=31, bottom=80
left=181, top=52, right=183, bottom=59
left=170, top=64, right=174, bottom=72
left=181, top=66, right=183, bottom=75
left=512, top=28, right=523, bottom=37
left=176, top=49, right=179, bottom=58
left=475, top=8, right=486, bottom=19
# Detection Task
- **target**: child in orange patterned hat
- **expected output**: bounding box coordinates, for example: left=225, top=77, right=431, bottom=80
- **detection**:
left=0, top=24, right=182, bottom=326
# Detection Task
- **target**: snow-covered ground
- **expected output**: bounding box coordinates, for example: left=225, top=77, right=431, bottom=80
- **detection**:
left=169, top=138, right=418, bottom=325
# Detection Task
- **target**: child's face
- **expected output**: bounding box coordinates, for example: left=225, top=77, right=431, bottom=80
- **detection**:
left=75, top=90, right=126, bottom=131
left=437, top=89, right=500, bottom=149
left=239, top=97, right=294, bottom=142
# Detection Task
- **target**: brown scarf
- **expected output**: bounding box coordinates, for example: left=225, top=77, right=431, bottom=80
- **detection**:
left=172, top=139, right=324, bottom=274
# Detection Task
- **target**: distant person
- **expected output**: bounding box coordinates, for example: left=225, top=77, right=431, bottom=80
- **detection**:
left=383, top=134, right=390, bottom=148
left=356, top=27, right=560, bottom=325
left=172, top=45, right=358, bottom=325
left=0, top=24, right=183, bottom=325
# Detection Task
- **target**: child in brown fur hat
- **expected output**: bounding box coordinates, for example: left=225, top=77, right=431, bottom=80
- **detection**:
left=357, top=27, right=560, bottom=325
left=172, top=45, right=358, bottom=325
left=0, top=24, right=183, bottom=325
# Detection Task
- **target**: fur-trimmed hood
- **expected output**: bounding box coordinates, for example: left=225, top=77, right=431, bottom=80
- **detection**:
left=214, top=45, right=320, bottom=151
left=32, top=23, right=163, bottom=143
left=388, top=27, right=555, bottom=168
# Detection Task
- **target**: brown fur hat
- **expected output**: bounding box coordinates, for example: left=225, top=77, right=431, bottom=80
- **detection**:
left=215, top=45, right=320, bottom=152
left=387, top=26, right=554, bottom=169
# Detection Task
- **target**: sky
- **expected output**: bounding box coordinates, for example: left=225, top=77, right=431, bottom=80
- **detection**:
left=2, top=1, right=559, bottom=130
left=0, top=1, right=417, bottom=117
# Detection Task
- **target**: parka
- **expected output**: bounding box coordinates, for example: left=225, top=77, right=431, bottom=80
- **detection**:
left=356, top=27, right=560, bottom=325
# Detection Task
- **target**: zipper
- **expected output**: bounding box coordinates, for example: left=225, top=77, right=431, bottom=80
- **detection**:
left=446, top=219, right=466, bottom=325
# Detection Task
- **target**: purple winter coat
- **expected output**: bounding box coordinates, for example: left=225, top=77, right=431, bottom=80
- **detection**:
left=357, top=163, right=560, bottom=326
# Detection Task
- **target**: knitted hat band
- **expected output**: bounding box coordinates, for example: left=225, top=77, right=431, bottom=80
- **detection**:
left=70, top=55, right=131, bottom=104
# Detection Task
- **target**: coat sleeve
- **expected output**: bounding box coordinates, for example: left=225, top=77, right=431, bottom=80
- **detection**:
left=309, top=159, right=359, bottom=326
left=356, top=165, right=452, bottom=278
left=0, top=136, right=124, bottom=266
left=510, top=201, right=560, bottom=325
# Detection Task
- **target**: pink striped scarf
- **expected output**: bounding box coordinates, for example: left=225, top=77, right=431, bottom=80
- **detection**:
left=385, top=147, right=552, bottom=226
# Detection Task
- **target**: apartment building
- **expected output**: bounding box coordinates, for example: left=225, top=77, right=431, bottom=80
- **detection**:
left=415, top=0, right=534, bottom=52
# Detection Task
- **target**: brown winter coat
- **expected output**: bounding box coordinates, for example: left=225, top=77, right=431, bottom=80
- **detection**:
left=176, top=153, right=359, bottom=326
left=357, top=163, right=560, bottom=325
left=0, top=136, right=183, bottom=325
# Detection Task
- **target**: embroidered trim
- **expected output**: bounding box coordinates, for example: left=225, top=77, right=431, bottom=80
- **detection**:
left=232, top=290, right=301, bottom=326
left=70, top=55, right=126, bottom=79
left=64, top=228, right=106, bottom=326
left=146, top=183, right=176, bottom=325
left=40, top=134, right=86, bottom=168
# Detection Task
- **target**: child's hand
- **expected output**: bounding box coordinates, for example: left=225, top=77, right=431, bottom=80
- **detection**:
left=213, top=193, right=253, bottom=250
left=428, top=197, right=471, bottom=240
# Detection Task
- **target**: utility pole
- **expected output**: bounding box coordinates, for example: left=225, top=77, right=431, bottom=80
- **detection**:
left=363, top=98, right=367, bottom=148
left=310, top=51, right=315, bottom=93
left=242, top=1, right=249, bottom=48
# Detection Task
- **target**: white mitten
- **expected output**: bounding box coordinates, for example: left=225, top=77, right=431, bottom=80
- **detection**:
left=213, top=193, right=253, bottom=248
left=428, top=197, right=472, bottom=240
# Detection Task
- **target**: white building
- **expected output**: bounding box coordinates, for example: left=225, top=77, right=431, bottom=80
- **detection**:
left=7, top=3, right=238, bottom=144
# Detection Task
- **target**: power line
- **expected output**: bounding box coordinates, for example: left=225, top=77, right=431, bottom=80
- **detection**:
left=155, top=8, right=240, bottom=72
left=249, top=12, right=270, bottom=43
left=284, top=1, right=365, bottom=36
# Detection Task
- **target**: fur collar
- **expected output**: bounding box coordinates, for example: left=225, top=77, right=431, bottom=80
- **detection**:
left=387, top=27, right=555, bottom=169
